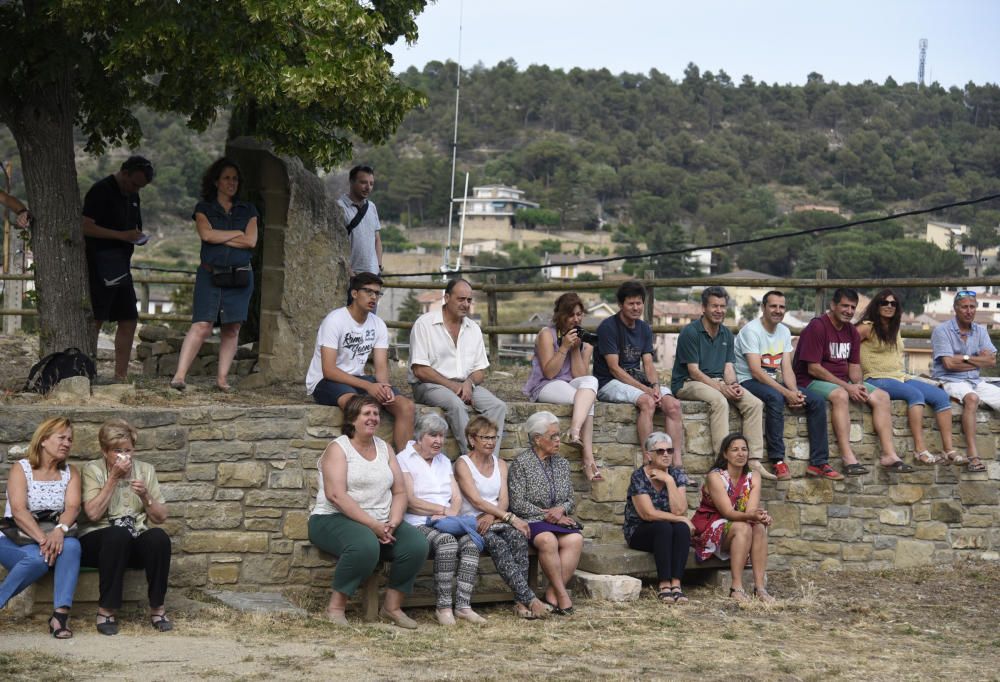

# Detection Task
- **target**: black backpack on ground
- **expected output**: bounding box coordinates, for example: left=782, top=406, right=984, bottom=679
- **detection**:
left=24, top=347, right=97, bottom=394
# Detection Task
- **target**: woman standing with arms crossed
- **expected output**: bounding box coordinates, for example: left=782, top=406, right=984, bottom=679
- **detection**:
left=170, top=158, right=258, bottom=392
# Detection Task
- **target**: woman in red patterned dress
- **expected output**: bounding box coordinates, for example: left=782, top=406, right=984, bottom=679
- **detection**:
left=692, top=433, right=775, bottom=603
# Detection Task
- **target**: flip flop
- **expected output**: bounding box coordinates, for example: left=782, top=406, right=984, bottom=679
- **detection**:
left=587, top=462, right=604, bottom=482
left=879, top=460, right=915, bottom=473
left=844, top=463, right=869, bottom=476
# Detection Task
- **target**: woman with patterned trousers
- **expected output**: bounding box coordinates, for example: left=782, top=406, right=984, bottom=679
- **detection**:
left=455, top=416, right=550, bottom=620
left=398, top=413, right=486, bottom=626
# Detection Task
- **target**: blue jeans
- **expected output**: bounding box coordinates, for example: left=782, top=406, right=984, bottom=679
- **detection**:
left=741, top=379, right=829, bottom=466
left=867, top=378, right=951, bottom=412
left=0, top=535, right=81, bottom=609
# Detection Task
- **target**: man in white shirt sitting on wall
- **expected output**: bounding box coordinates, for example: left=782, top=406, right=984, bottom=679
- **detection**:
left=408, top=278, right=507, bottom=456
left=305, top=272, right=414, bottom=451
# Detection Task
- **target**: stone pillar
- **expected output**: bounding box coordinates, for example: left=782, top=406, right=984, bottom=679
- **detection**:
left=225, top=138, right=349, bottom=385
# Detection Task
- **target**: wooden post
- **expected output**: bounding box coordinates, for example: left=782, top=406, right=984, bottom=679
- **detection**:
left=139, top=267, right=151, bottom=315
left=814, top=268, right=827, bottom=318
left=643, top=269, right=655, bottom=325
left=486, top=275, right=499, bottom=365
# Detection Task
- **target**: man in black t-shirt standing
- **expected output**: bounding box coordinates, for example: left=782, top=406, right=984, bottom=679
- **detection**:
left=81, top=155, right=154, bottom=381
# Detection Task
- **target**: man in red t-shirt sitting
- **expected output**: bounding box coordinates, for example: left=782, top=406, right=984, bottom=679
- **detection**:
left=791, top=288, right=914, bottom=477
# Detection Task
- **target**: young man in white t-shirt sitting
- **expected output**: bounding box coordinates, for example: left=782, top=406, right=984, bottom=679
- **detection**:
left=734, top=290, right=843, bottom=481
left=306, top=273, right=415, bottom=450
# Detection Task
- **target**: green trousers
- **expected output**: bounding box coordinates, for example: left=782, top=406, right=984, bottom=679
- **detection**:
left=308, top=513, right=429, bottom=596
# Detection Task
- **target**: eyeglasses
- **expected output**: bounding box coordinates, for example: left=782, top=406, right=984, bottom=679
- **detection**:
left=652, top=447, right=675, bottom=456
left=879, top=300, right=898, bottom=308
left=476, top=434, right=498, bottom=442
left=358, top=287, right=385, bottom=298
left=543, top=433, right=562, bottom=441
left=955, top=290, right=977, bottom=302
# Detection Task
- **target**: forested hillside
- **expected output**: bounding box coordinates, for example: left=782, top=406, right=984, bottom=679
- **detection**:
left=2, top=61, right=999, bottom=298
left=355, top=61, right=1000, bottom=290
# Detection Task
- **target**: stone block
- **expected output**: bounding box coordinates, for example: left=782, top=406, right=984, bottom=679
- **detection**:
left=588, top=466, right=631, bottom=503
left=185, top=464, right=217, bottom=481
left=818, top=558, right=841, bottom=571
left=240, top=556, right=292, bottom=583
left=573, top=570, right=642, bottom=602
left=799, top=505, right=829, bottom=526
left=828, top=517, right=863, bottom=542
left=775, top=538, right=812, bottom=556
left=188, top=441, right=254, bottom=462
left=268, top=469, right=305, bottom=489
left=956, top=482, right=998, bottom=506
left=182, top=531, right=269, bottom=553
left=292, top=543, right=334, bottom=568
left=161, top=483, right=215, bottom=502
left=914, top=522, right=948, bottom=541
left=574, top=499, right=621, bottom=524
left=283, top=511, right=311, bottom=540
left=245, top=518, right=280, bottom=532
left=879, top=507, right=910, bottom=526
left=215, top=489, right=244, bottom=501
left=951, top=531, right=986, bottom=549
left=170, top=554, right=210, bottom=587
left=188, top=424, right=237, bottom=440
left=843, top=544, right=873, bottom=562
left=182, top=501, right=243, bottom=529
left=140, top=450, right=187, bottom=472
left=245, top=489, right=310, bottom=508
left=208, top=563, right=241, bottom=584
left=592, top=443, right=640, bottom=467
left=786, top=479, right=834, bottom=504
left=931, top=500, right=963, bottom=523
left=887, top=484, right=924, bottom=505
left=894, top=539, right=934, bottom=568
left=767, top=502, right=800, bottom=537
left=50, top=376, right=91, bottom=400
left=235, top=419, right=304, bottom=441
left=217, top=462, right=267, bottom=487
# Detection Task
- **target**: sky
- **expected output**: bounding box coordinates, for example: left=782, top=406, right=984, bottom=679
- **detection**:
left=389, top=0, right=999, bottom=87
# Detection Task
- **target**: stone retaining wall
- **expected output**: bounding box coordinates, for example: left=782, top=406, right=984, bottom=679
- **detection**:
left=1, top=400, right=997, bottom=598
left=136, top=325, right=258, bottom=378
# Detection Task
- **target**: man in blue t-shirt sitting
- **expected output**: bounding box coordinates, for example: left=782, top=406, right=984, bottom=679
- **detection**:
left=594, top=280, right=685, bottom=478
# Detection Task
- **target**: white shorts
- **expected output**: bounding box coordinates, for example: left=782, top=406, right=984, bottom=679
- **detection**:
left=536, top=376, right=598, bottom=416
left=940, top=380, right=1000, bottom=410
left=597, top=378, right=672, bottom=405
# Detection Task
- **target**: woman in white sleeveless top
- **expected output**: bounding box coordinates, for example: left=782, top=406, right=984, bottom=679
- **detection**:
left=308, top=394, right=429, bottom=628
left=454, top=416, right=549, bottom=619
left=0, top=417, right=82, bottom=638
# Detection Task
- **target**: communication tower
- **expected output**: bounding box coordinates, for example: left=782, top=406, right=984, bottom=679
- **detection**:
left=918, top=38, right=928, bottom=88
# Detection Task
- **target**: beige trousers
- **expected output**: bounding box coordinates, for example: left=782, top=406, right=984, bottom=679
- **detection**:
left=676, top=380, right=765, bottom=459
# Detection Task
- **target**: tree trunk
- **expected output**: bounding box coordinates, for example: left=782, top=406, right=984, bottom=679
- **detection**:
left=6, top=74, right=95, bottom=358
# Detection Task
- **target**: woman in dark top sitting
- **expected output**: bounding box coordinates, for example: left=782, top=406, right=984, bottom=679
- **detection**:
left=508, top=410, right=583, bottom=616
left=623, top=432, right=694, bottom=604
left=170, top=157, right=258, bottom=392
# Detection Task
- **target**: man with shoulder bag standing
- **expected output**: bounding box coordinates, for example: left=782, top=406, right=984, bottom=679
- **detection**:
left=82, top=156, right=155, bottom=382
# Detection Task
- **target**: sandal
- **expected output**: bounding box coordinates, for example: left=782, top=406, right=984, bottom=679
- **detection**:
left=96, top=612, right=118, bottom=636
left=150, top=612, right=174, bottom=632
left=967, top=456, right=987, bottom=473
left=911, top=450, right=940, bottom=465
left=879, top=460, right=915, bottom=473
left=670, top=586, right=689, bottom=604
left=657, top=589, right=674, bottom=604
left=753, top=587, right=776, bottom=604
left=542, top=598, right=574, bottom=616
left=586, top=461, right=604, bottom=482
left=49, top=611, right=72, bottom=639
left=943, top=450, right=968, bottom=465
left=169, top=380, right=186, bottom=391
left=844, top=463, right=869, bottom=476
left=729, top=587, right=751, bottom=603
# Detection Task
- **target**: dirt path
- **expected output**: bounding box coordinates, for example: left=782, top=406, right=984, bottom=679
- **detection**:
left=2, top=562, right=998, bottom=681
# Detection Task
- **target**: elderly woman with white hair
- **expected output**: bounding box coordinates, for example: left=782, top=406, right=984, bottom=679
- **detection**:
left=623, top=432, right=695, bottom=604
left=508, top=410, right=583, bottom=616
left=397, top=412, right=486, bottom=626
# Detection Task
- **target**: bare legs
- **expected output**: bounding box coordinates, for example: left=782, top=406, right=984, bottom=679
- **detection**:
left=171, top=321, right=241, bottom=389
left=962, top=393, right=979, bottom=460
left=534, top=532, right=583, bottom=610
left=828, top=388, right=903, bottom=466
left=93, top=320, right=137, bottom=381
left=636, top=394, right=685, bottom=468
left=722, top=521, right=770, bottom=601
left=569, top=388, right=598, bottom=476
left=934, top=409, right=955, bottom=453
left=868, top=390, right=903, bottom=465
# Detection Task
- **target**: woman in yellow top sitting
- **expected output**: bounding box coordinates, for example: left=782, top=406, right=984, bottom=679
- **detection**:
left=856, top=289, right=958, bottom=465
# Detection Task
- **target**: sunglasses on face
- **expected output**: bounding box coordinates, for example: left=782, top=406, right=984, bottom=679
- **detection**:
left=652, top=447, right=675, bottom=456
left=879, top=300, right=898, bottom=308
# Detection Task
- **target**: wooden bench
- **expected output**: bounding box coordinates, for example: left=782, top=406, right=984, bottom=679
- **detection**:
left=0, top=567, right=147, bottom=616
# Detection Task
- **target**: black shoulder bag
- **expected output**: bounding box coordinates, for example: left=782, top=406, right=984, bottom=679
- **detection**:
left=345, top=200, right=369, bottom=236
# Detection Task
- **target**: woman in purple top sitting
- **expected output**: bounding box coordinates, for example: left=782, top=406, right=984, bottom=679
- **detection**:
left=523, top=293, right=602, bottom=481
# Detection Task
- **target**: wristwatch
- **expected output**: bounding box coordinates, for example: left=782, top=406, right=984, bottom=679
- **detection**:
left=963, top=354, right=970, bottom=362
left=55, top=523, right=70, bottom=533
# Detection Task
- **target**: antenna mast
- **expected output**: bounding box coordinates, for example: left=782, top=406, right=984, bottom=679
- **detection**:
left=442, top=1, right=464, bottom=277
left=918, top=38, right=928, bottom=88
